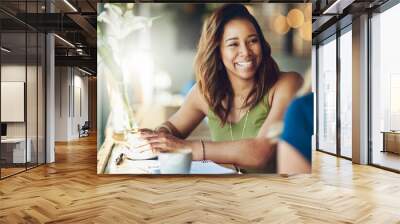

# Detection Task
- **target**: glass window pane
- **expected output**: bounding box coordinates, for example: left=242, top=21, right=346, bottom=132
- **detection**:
left=1, top=30, right=27, bottom=177
left=0, top=0, right=46, bottom=179
left=318, top=37, right=337, bottom=154
left=340, top=29, right=352, bottom=158
left=371, top=3, right=400, bottom=171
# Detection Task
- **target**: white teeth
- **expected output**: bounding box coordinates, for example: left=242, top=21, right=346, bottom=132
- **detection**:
left=236, top=61, right=253, bottom=68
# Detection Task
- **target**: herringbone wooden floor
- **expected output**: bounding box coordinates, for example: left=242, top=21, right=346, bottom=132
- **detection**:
left=1, top=134, right=400, bottom=224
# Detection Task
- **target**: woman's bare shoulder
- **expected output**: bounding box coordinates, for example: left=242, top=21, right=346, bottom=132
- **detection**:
left=273, top=72, right=303, bottom=91
left=279, top=71, right=303, bottom=84
left=268, top=71, right=303, bottom=105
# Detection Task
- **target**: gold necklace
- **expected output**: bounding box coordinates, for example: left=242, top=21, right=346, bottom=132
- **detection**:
left=229, top=110, right=249, bottom=140
left=229, top=95, right=249, bottom=140
left=229, top=109, right=249, bottom=175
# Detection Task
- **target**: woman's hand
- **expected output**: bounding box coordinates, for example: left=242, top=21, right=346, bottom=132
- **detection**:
left=136, top=128, right=154, bottom=134
left=137, top=127, right=170, bottom=136
left=139, top=130, right=190, bottom=153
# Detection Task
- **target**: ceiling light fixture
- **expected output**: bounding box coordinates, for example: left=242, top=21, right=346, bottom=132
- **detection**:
left=63, top=0, right=78, bottom=12
left=322, top=0, right=355, bottom=15
left=78, top=67, right=93, bottom=76
left=54, top=34, right=75, bottom=48
left=1, top=47, right=11, bottom=53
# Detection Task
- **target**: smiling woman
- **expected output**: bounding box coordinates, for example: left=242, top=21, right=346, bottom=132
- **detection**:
left=139, top=4, right=303, bottom=173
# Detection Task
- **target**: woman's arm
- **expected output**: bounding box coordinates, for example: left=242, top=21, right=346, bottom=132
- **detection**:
left=145, top=72, right=303, bottom=169
left=192, top=72, right=303, bottom=167
left=154, top=84, right=207, bottom=138
left=142, top=131, right=273, bottom=167
left=187, top=137, right=274, bottom=168
left=277, top=141, right=311, bottom=174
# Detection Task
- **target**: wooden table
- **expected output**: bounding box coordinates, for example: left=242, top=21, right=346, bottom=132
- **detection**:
left=97, top=139, right=236, bottom=174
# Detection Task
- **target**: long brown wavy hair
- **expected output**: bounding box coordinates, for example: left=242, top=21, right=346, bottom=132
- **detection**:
left=194, top=4, right=280, bottom=126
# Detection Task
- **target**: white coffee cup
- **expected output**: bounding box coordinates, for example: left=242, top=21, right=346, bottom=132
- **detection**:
left=158, top=149, right=192, bottom=174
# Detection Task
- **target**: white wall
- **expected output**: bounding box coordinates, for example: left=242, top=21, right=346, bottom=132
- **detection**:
left=71, top=72, right=89, bottom=138
left=55, top=67, right=89, bottom=141
left=1, top=65, right=31, bottom=138
left=55, top=66, right=69, bottom=141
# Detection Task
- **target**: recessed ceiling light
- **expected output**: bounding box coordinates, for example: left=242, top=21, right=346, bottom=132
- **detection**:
left=1, top=47, right=11, bottom=53
left=63, top=0, right=78, bottom=12
left=322, top=0, right=355, bottom=15
left=54, top=34, right=75, bottom=48
left=78, top=67, right=93, bottom=76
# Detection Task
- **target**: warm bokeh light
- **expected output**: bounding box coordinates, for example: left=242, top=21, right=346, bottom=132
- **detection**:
left=303, top=4, right=312, bottom=22
left=273, top=14, right=290, bottom=35
left=299, top=20, right=312, bottom=41
left=287, top=9, right=304, bottom=28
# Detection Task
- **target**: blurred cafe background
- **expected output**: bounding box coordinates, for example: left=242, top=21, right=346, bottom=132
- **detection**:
left=97, top=3, right=312, bottom=147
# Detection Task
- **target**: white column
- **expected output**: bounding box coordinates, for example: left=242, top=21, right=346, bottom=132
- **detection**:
left=46, top=33, right=55, bottom=163
left=312, top=45, right=317, bottom=151
left=352, top=14, right=369, bottom=164
left=45, top=1, right=55, bottom=163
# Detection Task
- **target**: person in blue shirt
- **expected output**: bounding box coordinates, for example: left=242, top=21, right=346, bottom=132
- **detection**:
left=278, top=72, right=313, bottom=174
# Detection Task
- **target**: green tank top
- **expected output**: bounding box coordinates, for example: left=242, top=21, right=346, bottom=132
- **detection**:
left=207, top=94, right=270, bottom=141
left=207, top=93, right=276, bottom=173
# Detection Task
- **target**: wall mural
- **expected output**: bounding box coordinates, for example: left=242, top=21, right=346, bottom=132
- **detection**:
left=97, top=3, right=313, bottom=175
